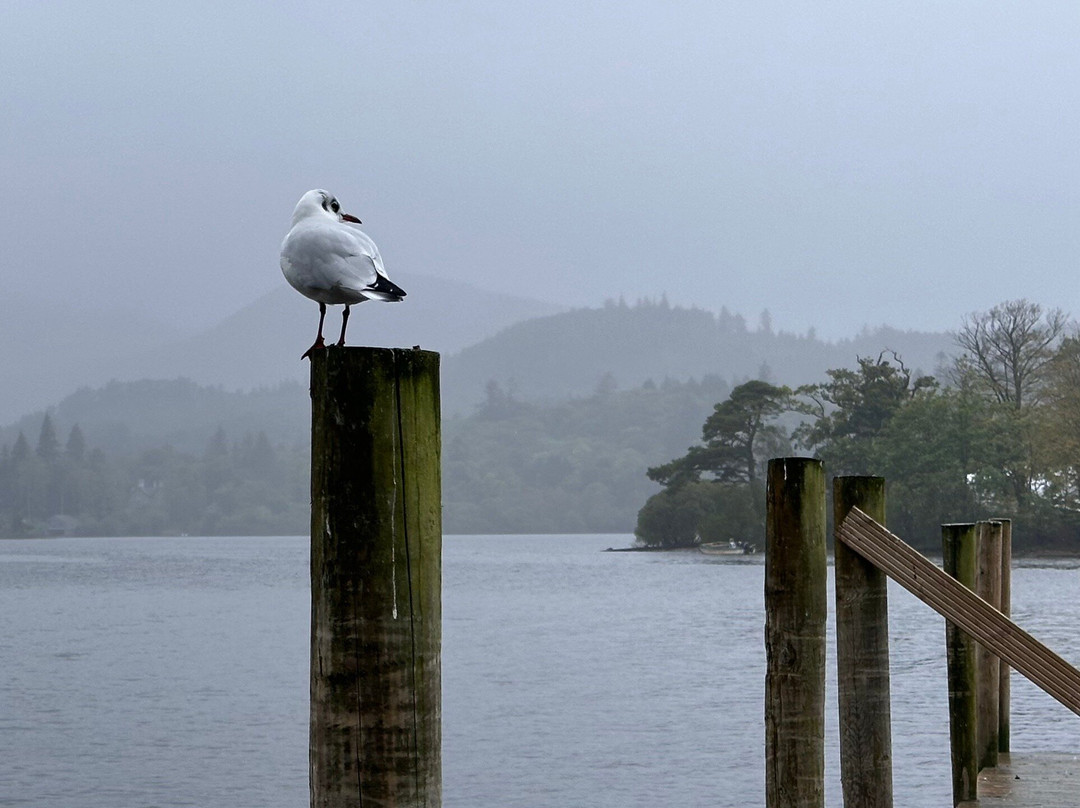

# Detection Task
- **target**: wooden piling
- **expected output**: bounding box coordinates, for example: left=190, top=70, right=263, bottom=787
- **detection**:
left=943, top=522, right=978, bottom=807
left=833, top=476, right=892, bottom=808
left=765, top=457, right=827, bottom=808
left=308, top=347, right=442, bottom=808
left=975, top=520, right=1003, bottom=772
left=996, top=519, right=1012, bottom=754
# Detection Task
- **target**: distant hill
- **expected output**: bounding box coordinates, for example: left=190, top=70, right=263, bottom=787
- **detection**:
left=0, top=301, right=961, bottom=535
left=116, top=272, right=567, bottom=393
left=0, top=379, right=309, bottom=457
left=0, top=373, right=733, bottom=537
left=442, top=298, right=956, bottom=414
left=0, top=273, right=564, bottom=425
left=3, top=299, right=958, bottom=445
left=0, top=293, right=191, bottom=426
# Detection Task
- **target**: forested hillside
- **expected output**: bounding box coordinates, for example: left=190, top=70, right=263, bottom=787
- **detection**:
left=0, top=376, right=725, bottom=537
left=444, top=375, right=729, bottom=533
left=442, top=298, right=952, bottom=413
left=636, top=301, right=1080, bottom=553
left=0, top=300, right=960, bottom=538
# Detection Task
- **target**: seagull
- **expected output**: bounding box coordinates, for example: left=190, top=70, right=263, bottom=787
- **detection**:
left=280, top=189, right=406, bottom=358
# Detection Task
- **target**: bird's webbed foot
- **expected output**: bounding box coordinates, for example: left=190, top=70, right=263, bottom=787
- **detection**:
left=301, top=336, right=326, bottom=360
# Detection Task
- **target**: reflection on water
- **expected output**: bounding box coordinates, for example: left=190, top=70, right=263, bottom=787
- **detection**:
left=1, top=535, right=1078, bottom=807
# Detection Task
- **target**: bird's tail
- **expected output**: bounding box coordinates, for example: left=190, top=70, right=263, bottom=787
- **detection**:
left=366, top=275, right=407, bottom=302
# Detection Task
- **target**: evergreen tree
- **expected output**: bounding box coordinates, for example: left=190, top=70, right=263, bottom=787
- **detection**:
left=648, top=380, right=790, bottom=486
left=65, top=424, right=87, bottom=462
left=12, top=431, right=30, bottom=463
left=793, top=351, right=935, bottom=475
left=36, top=414, right=60, bottom=459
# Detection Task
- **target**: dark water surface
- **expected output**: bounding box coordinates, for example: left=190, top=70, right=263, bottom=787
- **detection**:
left=1, top=534, right=1078, bottom=807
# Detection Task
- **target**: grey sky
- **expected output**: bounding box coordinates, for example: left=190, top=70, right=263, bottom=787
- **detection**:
left=4, top=2, right=1079, bottom=339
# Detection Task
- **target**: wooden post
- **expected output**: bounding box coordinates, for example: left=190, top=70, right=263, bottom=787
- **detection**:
left=833, top=476, right=892, bottom=808
left=765, top=457, right=827, bottom=808
left=975, top=520, right=1002, bottom=772
left=942, top=522, right=978, bottom=807
left=309, top=347, right=442, bottom=808
left=996, top=518, right=1012, bottom=754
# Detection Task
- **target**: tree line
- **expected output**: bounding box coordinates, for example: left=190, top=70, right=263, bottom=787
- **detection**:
left=0, top=417, right=309, bottom=537
left=636, top=300, right=1080, bottom=552
left=6, top=297, right=1078, bottom=546
left=0, top=372, right=728, bottom=538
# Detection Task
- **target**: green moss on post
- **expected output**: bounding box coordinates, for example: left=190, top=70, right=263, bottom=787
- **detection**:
left=765, top=457, right=827, bottom=808
left=309, top=347, right=442, bottom=808
left=943, top=523, right=978, bottom=807
left=996, top=518, right=1012, bottom=754
left=833, top=476, right=892, bottom=808
left=975, top=520, right=1002, bottom=773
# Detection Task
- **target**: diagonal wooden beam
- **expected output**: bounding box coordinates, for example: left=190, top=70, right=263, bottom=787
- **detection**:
left=838, top=508, right=1080, bottom=716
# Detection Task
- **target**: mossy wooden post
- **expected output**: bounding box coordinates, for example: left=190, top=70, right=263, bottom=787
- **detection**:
left=765, top=457, right=826, bottom=808
left=943, top=523, right=978, bottom=806
left=309, top=347, right=442, bottom=808
left=996, top=518, right=1012, bottom=754
left=975, top=520, right=1002, bottom=772
left=833, top=476, right=892, bottom=808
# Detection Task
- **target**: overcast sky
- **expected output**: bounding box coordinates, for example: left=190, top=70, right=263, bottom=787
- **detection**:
left=4, top=2, right=1079, bottom=339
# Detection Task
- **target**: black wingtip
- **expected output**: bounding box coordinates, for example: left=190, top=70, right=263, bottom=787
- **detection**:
left=370, top=275, right=407, bottom=301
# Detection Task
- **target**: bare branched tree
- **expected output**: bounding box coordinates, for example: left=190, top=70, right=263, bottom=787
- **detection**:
left=952, top=299, right=1068, bottom=409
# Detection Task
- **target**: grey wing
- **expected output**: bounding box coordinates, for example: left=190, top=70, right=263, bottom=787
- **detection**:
left=333, top=225, right=405, bottom=300
left=287, top=226, right=380, bottom=295
left=342, top=222, right=391, bottom=279
left=330, top=253, right=382, bottom=298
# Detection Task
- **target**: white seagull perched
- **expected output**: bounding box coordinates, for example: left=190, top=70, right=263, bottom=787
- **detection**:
left=280, top=189, right=406, bottom=358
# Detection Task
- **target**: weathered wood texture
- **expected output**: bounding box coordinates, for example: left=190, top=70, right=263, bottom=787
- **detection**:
left=943, top=522, right=979, bottom=807
left=956, top=753, right=1080, bottom=807
left=765, top=458, right=827, bottom=808
left=309, top=347, right=442, bottom=808
left=976, top=520, right=1003, bottom=771
left=996, top=518, right=1013, bottom=754
left=838, top=508, right=1080, bottom=716
left=833, top=476, right=892, bottom=808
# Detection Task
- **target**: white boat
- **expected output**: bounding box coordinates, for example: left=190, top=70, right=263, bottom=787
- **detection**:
left=699, top=539, right=756, bottom=556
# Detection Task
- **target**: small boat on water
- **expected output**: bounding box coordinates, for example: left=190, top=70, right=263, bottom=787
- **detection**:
left=699, top=539, right=757, bottom=556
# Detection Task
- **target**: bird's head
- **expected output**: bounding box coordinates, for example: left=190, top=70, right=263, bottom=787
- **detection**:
left=291, top=189, right=362, bottom=226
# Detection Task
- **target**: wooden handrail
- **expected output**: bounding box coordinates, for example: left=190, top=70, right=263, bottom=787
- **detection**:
left=838, top=508, right=1080, bottom=716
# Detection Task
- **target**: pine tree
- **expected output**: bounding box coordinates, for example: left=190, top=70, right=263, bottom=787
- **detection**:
left=65, top=424, right=87, bottom=463
left=12, top=432, right=30, bottom=463
left=36, top=414, right=60, bottom=459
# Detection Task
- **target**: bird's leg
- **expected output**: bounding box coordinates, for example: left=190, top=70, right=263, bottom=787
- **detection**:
left=301, top=302, right=328, bottom=359
left=335, top=305, right=351, bottom=347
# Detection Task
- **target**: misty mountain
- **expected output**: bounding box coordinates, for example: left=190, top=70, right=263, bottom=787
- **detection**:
left=442, top=298, right=956, bottom=414
left=4, top=295, right=959, bottom=458
left=0, top=379, right=309, bottom=458
left=0, top=300, right=962, bottom=535
left=0, top=274, right=564, bottom=425
left=115, top=272, right=567, bottom=394
left=4, top=298, right=959, bottom=448
left=0, top=373, right=735, bottom=537
left=0, top=293, right=193, bottom=426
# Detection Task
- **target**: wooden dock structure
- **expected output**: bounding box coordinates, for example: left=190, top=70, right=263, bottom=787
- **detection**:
left=765, top=460, right=1080, bottom=808
left=957, top=754, right=1080, bottom=807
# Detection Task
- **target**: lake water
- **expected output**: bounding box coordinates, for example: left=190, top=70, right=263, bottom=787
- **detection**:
left=1, top=534, right=1078, bottom=807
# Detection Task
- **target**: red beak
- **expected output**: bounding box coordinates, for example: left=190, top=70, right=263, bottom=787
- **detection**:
left=341, top=213, right=362, bottom=224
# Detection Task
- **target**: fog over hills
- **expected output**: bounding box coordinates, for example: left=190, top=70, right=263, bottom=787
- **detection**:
left=0, top=273, right=564, bottom=425
left=0, top=292, right=192, bottom=426
left=117, top=272, right=566, bottom=394
left=3, top=294, right=959, bottom=456
left=442, top=300, right=956, bottom=414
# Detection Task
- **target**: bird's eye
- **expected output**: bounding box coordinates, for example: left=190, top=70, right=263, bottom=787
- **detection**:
left=331, top=200, right=340, bottom=213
